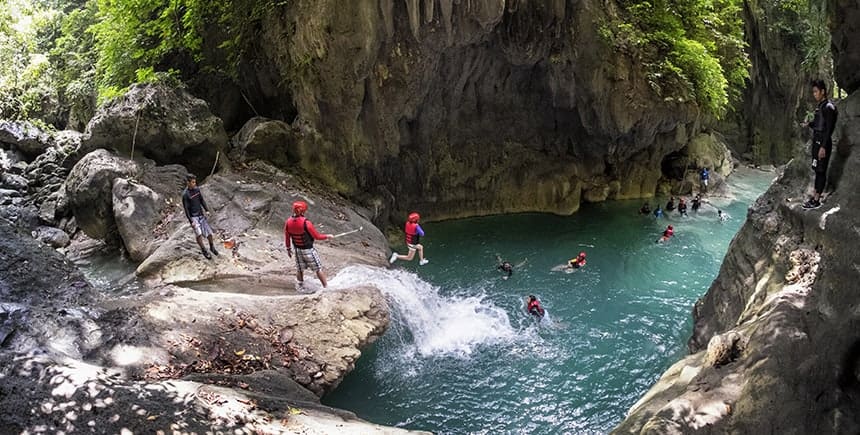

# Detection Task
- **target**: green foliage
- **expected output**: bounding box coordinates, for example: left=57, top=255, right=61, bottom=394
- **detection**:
left=766, top=0, right=830, bottom=72
left=603, top=0, right=750, bottom=117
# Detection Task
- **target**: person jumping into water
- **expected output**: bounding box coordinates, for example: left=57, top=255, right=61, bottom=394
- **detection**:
left=656, top=225, right=674, bottom=243
left=526, top=295, right=545, bottom=319
left=567, top=252, right=587, bottom=270
left=390, top=212, right=429, bottom=265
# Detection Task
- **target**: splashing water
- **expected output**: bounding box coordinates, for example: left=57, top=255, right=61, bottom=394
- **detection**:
left=330, top=265, right=517, bottom=360
left=325, top=168, right=776, bottom=434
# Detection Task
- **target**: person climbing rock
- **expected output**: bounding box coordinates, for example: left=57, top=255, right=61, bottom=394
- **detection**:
left=390, top=212, right=429, bottom=265
left=526, top=295, right=545, bottom=319
left=700, top=167, right=710, bottom=193
left=678, top=197, right=688, bottom=217
left=639, top=203, right=652, bottom=215
left=568, top=252, right=587, bottom=270
left=653, top=205, right=663, bottom=218
left=182, top=174, right=219, bottom=260
left=802, top=79, right=838, bottom=209
left=285, top=200, right=334, bottom=289
left=665, top=197, right=676, bottom=212
left=656, top=225, right=674, bottom=243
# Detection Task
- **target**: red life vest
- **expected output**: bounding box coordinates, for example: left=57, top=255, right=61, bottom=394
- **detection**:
left=405, top=221, right=420, bottom=245
left=527, top=300, right=544, bottom=316
left=286, top=216, right=314, bottom=248
left=664, top=228, right=674, bottom=238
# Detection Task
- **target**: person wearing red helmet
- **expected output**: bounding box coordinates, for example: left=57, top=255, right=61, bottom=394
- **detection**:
left=389, top=212, right=429, bottom=266
left=657, top=225, right=674, bottom=243
left=182, top=174, right=219, bottom=260
left=285, top=200, right=334, bottom=289
left=567, top=252, right=587, bottom=270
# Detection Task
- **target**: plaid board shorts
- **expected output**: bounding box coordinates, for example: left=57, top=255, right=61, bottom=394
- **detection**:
left=295, top=247, right=323, bottom=272
left=190, top=215, right=213, bottom=237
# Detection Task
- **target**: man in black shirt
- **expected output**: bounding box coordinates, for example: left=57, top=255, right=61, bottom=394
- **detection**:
left=182, top=174, right=219, bottom=259
left=803, top=80, right=838, bottom=209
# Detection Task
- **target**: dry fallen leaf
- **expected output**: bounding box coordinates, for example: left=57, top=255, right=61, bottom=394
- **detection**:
left=235, top=349, right=246, bottom=356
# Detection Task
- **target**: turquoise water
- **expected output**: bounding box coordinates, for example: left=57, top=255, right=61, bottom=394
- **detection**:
left=324, top=169, right=775, bottom=434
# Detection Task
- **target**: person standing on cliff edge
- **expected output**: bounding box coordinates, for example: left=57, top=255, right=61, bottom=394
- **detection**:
left=285, top=201, right=334, bottom=289
left=802, top=79, right=838, bottom=209
left=182, top=174, right=219, bottom=260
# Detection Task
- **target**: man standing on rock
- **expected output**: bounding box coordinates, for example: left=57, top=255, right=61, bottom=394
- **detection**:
left=285, top=201, right=333, bottom=289
left=803, top=79, right=838, bottom=209
left=182, top=174, right=219, bottom=259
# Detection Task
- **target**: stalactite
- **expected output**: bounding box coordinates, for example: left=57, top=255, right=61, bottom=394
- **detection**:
left=440, top=0, right=454, bottom=44
left=404, top=0, right=422, bottom=40
left=424, top=0, right=435, bottom=24
left=379, top=0, right=395, bottom=38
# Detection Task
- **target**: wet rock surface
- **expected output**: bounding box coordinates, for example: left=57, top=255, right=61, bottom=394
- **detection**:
left=0, top=149, right=420, bottom=433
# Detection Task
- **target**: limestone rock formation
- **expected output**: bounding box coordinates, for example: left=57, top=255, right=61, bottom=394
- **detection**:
left=197, top=0, right=714, bottom=221
left=229, top=117, right=297, bottom=168
left=0, top=217, right=422, bottom=434
left=83, top=83, right=228, bottom=177
left=614, top=80, right=860, bottom=435
left=0, top=120, right=56, bottom=159
left=65, top=149, right=138, bottom=240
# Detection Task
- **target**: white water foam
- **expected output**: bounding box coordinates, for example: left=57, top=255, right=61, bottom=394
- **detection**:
left=329, top=265, right=516, bottom=359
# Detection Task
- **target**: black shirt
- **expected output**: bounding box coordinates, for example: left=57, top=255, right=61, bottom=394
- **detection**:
left=182, top=187, right=209, bottom=221
left=809, top=99, right=837, bottom=156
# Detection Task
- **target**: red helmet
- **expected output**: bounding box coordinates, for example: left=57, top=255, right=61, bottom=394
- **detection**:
left=408, top=212, right=420, bottom=223
left=579, top=252, right=586, bottom=258
left=293, top=201, right=308, bottom=215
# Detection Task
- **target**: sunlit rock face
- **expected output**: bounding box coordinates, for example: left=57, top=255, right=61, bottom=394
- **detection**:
left=199, top=0, right=718, bottom=222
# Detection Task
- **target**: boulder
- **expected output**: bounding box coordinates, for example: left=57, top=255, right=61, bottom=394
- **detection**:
left=65, top=149, right=137, bottom=240
left=1, top=173, right=28, bottom=191
left=229, top=117, right=297, bottom=168
left=0, top=121, right=55, bottom=159
left=31, top=226, right=71, bottom=249
left=112, top=178, right=163, bottom=262
left=83, top=83, right=228, bottom=176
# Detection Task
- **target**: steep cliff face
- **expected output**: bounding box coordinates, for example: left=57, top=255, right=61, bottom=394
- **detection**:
left=220, top=0, right=706, bottom=221
left=721, top=0, right=830, bottom=164
left=614, top=2, right=860, bottom=431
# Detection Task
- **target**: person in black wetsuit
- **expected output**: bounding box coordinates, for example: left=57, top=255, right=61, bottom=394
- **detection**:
left=182, top=174, right=219, bottom=259
left=639, top=203, right=652, bottom=215
left=691, top=194, right=702, bottom=212
left=665, top=197, right=676, bottom=213
left=802, top=79, right=838, bottom=209
left=496, top=255, right=526, bottom=280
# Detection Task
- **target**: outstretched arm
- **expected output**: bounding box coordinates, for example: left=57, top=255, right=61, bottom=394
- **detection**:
left=305, top=220, right=332, bottom=240
left=515, top=258, right=528, bottom=268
